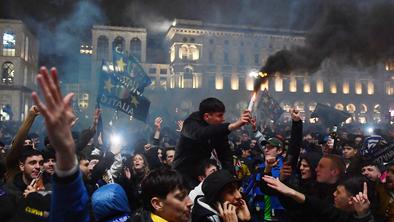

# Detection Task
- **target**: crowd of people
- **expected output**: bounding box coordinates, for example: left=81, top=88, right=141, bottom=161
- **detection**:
left=0, top=66, right=394, bottom=222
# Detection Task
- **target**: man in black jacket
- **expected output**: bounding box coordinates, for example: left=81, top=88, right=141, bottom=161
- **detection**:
left=173, top=97, right=251, bottom=188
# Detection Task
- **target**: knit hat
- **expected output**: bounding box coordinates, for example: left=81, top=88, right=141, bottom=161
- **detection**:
left=202, top=170, right=237, bottom=204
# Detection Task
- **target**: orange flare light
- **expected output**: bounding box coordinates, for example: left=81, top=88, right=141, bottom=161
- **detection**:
left=247, top=92, right=257, bottom=111
left=258, top=72, right=268, bottom=78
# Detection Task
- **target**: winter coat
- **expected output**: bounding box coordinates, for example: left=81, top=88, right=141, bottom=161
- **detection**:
left=49, top=170, right=90, bottom=222
left=91, top=183, right=131, bottom=222
left=173, top=112, right=234, bottom=186
left=192, top=196, right=222, bottom=222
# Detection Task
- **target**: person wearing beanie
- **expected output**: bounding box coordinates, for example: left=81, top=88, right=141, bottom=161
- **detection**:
left=92, top=183, right=131, bottom=222
left=192, top=170, right=250, bottom=222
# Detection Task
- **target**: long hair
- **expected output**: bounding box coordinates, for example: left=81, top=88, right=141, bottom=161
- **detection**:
left=131, top=153, right=150, bottom=177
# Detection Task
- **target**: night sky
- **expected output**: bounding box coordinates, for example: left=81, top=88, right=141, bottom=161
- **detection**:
left=0, top=0, right=391, bottom=73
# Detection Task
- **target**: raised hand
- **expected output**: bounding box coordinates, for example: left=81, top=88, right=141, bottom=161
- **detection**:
left=236, top=199, right=251, bottom=221
left=263, top=175, right=294, bottom=196
left=176, top=120, right=184, bottom=132
left=217, top=201, right=238, bottom=222
left=279, top=164, right=293, bottom=181
left=32, top=67, right=76, bottom=171
left=30, top=105, right=40, bottom=116
left=250, top=117, right=257, bottom=131
left=350, top=182, right=370, bottom=216
left=290, top=108, right=301, bottom=122
left=154, top=117, right=163, bottom=130
left=228, top=110, right=251, bottom=131
left=91, top=108, right=101, bottom=130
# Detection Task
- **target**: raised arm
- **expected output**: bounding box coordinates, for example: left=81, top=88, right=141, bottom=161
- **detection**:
left=32, top=67, right=89, bottom=222
left=6, top=105, right=39, bottom=180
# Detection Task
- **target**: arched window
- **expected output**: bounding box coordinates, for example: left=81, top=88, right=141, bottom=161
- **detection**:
left=97, top=36, right=109, bottom=61
left=294, top=101, right=305, bottom=112
left=130, top=38, right=142, bottom=60
left=112, top=36, right=125, bottom=53
left=359, top=104, right=368, bottom=114
left=309, top=102, right=317, bottom=112
left=335, top=103, right=344, bottom=111
left=346, top=104, right=356, bottom=113
left=188, top=44, right=199, bottom=61
left=2, top=62, right=15, bottom=84
left=184, top=66, right=193, bottom=79
left=3, top=31, right=16, bottom=56
left=179, top=44, right=188, bottom=60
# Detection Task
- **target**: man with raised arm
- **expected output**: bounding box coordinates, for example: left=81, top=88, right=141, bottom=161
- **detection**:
left=173, top=97, right=251, bottom=188
left=32, top=67, right=89, bottom=222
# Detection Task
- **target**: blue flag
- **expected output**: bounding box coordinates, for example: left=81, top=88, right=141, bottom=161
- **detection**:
left=97, top=48, right=151, bottom=122
left=112, top=49, right=151, bottom=93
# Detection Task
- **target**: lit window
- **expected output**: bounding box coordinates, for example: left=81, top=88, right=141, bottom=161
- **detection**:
left=303, top=78, right=310, bottom=93
left=179, top=44, right=188, bottom=60
left=330, top=81, right=337, bottom=94
left=335, top=103, right=344, bottom=111
left=355, top=80, right=362, bottom=95
left=367, top=80, right=374, bottom=95
left=260, top=78, right=269, bottom=91
left=360, top=104, right=368, bottom=113
left=78, top=93, right=89, bottom=109
left=385, top=81, right=393, bottom=95
left=2, top=62, right=15, bottom=84
left=3, top=32, right=16, bottom=56
left=346, top=104, right=356, bottom=113
left=316, top=78, right=324, bottom=93
left=184, top=66, right=193, bottom=88
left=245, top=75, right=253, bottom=91
left=309, top=102, right=317, bottom=112
left=289, top=76, right=297, bottom=92
left=25, top=36, right=29, bottom=61
left=231, top=73, right=239, bottom=90
left=343, top=80, right=349, bottom=94
left=189, top=45, right=199, bottom=61
left=275, top=76, right=283, bottom=92
left=294, top=101, right=305, bottom=112
left=170, top=46, right=175, bottom=62
left=215, top=73, right=223, bottom=90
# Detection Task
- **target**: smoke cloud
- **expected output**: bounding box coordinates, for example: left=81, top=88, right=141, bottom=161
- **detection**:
left=255, top=0, right=394, bottom=91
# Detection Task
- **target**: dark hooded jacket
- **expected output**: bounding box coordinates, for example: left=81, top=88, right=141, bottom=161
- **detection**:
left=92, top=183, right=131, bottom=222
left=173, top=112, right=234, bottom=187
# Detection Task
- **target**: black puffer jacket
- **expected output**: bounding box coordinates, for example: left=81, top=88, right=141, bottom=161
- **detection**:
left=173, top=112, right=233, bottom=186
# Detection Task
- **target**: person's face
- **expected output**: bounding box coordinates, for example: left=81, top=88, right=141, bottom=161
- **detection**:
left=24, top=139, right=34, bottom=149
left=354, top=137, right=362, bottom=145
left=43, top=158, right=56, bottom=175
left=133, top=154, right=145, bottom=170
left=166, top=150, right=176, bottom=165
left=204, top=165, right=218, bottom=178
left=242, top=149, right=251, bottom=158
left=362, top=165, right=381, bottom=182
left=241, top=133, right=249, bottom=142
left=386, top=165, right=394, bottom=190
left=220, top=184, right=243, bottom=209
left=250, top=140, right=257, bottom=149
left=20, top=155, right=43, bottom=181
left=300, top=159, right=312, bottom=180
left=204, top=112, right=225, bottom=125
left=79, top=159, right=91, bottom=180
left=158, top=188, right=192, bottom=222
left=333, top=185, right=353, bottom=211
left=158, top=149, right=163, bottom=162
left=88, top=159, right=99, bottom=172
left=264, top=144, right=280, bottom=158
left=316, top=157, right=337, bottom=184
left=342, top=146, right=357, bottom=159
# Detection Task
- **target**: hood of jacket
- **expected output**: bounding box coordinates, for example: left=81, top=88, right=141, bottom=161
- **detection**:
left=92, top=183, right=130, bottom=221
